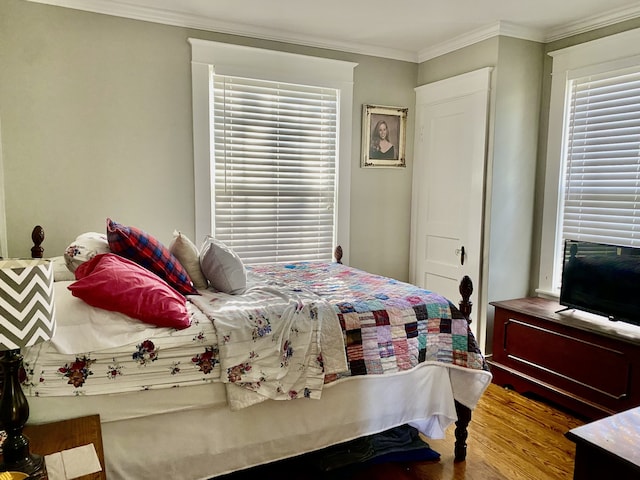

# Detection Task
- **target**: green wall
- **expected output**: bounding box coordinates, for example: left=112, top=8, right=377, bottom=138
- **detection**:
left=0, top=0, right=417, bottom=281
left=3, top=0, right=640, bottom=292
left=418, top=37, right=499, bottom=85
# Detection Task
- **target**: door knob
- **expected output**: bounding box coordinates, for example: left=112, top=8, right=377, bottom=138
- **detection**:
left=455, top=246, right=465, bottom=266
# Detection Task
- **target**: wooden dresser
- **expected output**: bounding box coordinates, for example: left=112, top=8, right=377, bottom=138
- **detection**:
left=488, top=297, right=640, bottom=420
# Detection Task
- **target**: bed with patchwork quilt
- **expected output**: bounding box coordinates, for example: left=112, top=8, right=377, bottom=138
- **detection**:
left=21, top=224, right=491, bottom=480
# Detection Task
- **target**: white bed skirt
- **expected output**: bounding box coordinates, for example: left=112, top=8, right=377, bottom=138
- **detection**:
left=110, top=364, right=483, bottom=480
left=28, top=361, right=490, bottom=480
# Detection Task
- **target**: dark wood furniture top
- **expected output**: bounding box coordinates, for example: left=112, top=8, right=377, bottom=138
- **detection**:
left=566, top=406, right=640, bottom=480
left=490, top=297, right=640, bottom=346
left=24, top=415, right=106, bottom=480
left=489, top=297, right=640, bottom=420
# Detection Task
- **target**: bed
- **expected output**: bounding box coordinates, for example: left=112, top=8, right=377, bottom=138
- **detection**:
left=22, top=223, right=492, bottom=480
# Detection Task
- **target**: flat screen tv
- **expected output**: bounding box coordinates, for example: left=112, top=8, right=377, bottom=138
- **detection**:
left=559, top=240, right=640, bottom=326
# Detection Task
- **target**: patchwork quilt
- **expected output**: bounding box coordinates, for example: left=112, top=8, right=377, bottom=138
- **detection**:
left=248, top=262, right=488, bottom=382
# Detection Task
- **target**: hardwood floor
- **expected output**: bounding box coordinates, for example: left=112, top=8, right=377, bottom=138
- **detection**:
left=219, top=383, right=584, bottom=479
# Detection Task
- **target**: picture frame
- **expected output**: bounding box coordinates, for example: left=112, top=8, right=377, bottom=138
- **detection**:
left=361, top=104, right=408, bottom=168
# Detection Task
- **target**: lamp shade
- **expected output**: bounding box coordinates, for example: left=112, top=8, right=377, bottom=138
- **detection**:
left=0, top=259, right=56, bottom=350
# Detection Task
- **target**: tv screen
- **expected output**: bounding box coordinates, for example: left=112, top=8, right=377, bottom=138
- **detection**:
left=559, top=240, right=640, bottom=326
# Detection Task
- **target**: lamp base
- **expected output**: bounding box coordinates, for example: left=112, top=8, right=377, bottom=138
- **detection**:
left=0, top=350, right=47, bottom=479
left=0, top=452, right=46, bottom=478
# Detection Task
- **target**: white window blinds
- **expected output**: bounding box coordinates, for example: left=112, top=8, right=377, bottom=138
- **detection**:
left=212, top=75, right=338, bottom=264
left=561, top=66, right=640, bottom=248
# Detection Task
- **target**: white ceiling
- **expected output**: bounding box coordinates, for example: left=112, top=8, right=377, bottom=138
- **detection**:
left=28, top=0, right=640, bottom=62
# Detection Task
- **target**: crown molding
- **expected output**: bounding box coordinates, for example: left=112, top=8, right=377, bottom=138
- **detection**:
left=544, top=3, right=640, bottom=42
left=24, top=0, right=418, bottom=62
left=418, top=21, right=544, bottom=62
left=25, top=0, right=640, bottom=64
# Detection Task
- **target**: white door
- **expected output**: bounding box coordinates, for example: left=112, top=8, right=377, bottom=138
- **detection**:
left=410, top=68, right=491, bottom=341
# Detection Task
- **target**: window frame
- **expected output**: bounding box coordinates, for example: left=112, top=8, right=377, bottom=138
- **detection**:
left=538, top=27, right=640, bottom=296
left=189, top=38, right=357, bottom=264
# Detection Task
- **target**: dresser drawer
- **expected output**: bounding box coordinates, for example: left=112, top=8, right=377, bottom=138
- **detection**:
left=500, top=315, right=630, bottom=402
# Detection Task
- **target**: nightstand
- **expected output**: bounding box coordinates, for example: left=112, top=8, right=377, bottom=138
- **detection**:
left=23, top=414, right=106, bottom=480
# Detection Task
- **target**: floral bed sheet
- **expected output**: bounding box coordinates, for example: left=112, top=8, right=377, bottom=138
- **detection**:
left=23, top=303, right=220, bottom=397
left=189, top=284, right=347, bottom=410
left=23, top=274, right=347, bottom=404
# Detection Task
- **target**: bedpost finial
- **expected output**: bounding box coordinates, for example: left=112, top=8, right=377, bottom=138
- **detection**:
left=31, top=225, right=45, bottom=258
left=459, top=275, right=473, bottom=323
left=334, top=245, right=343, bottom=264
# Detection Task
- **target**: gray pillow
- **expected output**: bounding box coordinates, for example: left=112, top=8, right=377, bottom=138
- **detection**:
left=199, top=237, right=246, bottom=295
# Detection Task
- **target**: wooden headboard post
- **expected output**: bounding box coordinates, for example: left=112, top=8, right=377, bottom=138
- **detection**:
left=31, top=226, right=45, bottom=259
left=333, top=245, right=343, bottom=264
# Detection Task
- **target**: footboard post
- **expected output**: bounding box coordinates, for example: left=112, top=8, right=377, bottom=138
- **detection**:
left=454, top=275, right=473, bottom=462
left=458, top=275, right=473, bottom=324
left=454, top=400, right=471, bottom=462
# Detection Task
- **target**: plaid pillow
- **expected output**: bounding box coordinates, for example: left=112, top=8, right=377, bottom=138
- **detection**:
left=106, top=218, right=198, bottom=295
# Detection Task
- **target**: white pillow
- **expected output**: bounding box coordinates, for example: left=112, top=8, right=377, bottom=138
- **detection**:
left=64, top=232, right=111, bottom=273
left=50, top=255, right=76, bottom=281
left=199, top=237, right=247, bottom=295
left=50, top=281, right=174, bottom=354
left=169, top=231, right=208, bottom=289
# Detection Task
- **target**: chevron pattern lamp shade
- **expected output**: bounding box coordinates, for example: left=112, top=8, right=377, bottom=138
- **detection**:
left=0, top=258, right=56, bottom=350
left=0, top=258, right=55, bottom=476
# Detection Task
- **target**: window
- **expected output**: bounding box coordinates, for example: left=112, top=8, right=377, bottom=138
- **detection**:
left=212, top=75, right=338, bottom=263
left=539, top=28, right=640, bottom=295
left=561, top=67, right=640, bottom=246
left=189, top=39, right=357, bottom=264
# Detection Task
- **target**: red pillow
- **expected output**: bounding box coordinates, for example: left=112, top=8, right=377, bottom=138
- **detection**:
left=69, top=253, right=191, bottom=329
left=106, top=218, right=198, bottom=296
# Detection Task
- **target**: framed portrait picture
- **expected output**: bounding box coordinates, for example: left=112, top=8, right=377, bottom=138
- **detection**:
left=361, top=104, right=408, bottom=168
